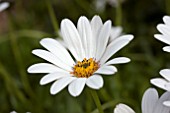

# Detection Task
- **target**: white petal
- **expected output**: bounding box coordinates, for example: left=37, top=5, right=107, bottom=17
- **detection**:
left=61, top=19, right=85, bottom=61
left=56, top=39, right=67, bottom=48
left=27, top=63, right=67, bottom=73
left=157, top=24, right=170, bottom=35
left=141, top=88, right=158, bottom=113
left=100, top=35, right=134, bottom=64
left=164, top=83, right=170, bottom=91
left=68, top=78, right=86, bottom=97
left=154, top=34, right=170, bottom=45
left=40, top=38, right=75, bottom=66
left=40, top=72, right=71, bottom=85
left=160, top=69, right=170, bottom=81
left=86, top=75, right=103, bottom=89
left=32, top=49, right=72, bottom=71
left=91, top=15, right=103, bottom=56
left=95, top=20, right=111, bottom=61
left=0, top=2, right=9, bottom=12
left=77, top=16, right=95, bottom=58
left=150, top=78, right=169, bottom=91
left=95, top=65, right=117, bottom=75
left=110, top=26, right=123, bottom=42
left=114, top=103, right=135, bottom=113
left=153, top=91, right=170, bottom=113
left=50, top=77, right=76, bottom=95
left=157, top=24, right=170, bottom=41
left=163, top=16, right=170, bottom=26
left=91, top=15, right=103, bottom=40
left=163, top=46, right=170, bottom=52
left=104, top=57, right=130, bottom=66
left=163, top=101, right=170, bottom=107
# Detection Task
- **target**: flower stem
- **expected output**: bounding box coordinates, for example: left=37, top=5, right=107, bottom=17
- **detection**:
left=90, top=90, right=104, bottom=113
left=46, top=0, right=59, bottom=35
left=115, top=0, right=122, bottom=26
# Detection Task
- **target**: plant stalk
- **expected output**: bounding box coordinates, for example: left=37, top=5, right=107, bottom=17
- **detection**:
left=90, top=90, right=104, bottom=113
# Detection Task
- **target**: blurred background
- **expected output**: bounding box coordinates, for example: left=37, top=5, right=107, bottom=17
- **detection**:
left=0, top=0, right=169, bottom=112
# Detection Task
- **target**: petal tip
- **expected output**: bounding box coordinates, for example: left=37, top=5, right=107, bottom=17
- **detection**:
left=32, top=50, right=37, bottom=54
left=163, top=15, right=170, bottom=23
left=50, top=88, right=56, bottom=95
left=124, top=58, right=131, bottom=63
left=150, top=79, right=155, bottom=84
left=69, top=92, right=79, bottom=97
left=163, top=101, right=170, bottom=107
left=154, top=34, right=160, bottom=39
left=128, top=35, right=134, bottom=40
left=27, top=66, right=33, bottom=73
left=163, top=46, right=170, bottom=52
left=40, top=79, right=46, bottom=85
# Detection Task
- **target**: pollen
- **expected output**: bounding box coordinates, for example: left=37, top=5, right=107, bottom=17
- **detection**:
left=70, top=58, right=99, bottom=78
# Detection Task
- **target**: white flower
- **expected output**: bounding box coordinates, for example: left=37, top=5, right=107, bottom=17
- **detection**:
left=150, top=69, right=170, bottom=107
left=114, top=103, right=135, bottom=113
left=0, top=1, right=9, bottom=12
left=95, top=0, right=106, bottom=12
left=10, top=111, right=17, bottom=113
left=151, top=69, right=170, bottom=91
left=154, top=16, right=170, bottom=52
left=114, top=88, right=170, bottom=113
left=107, top=0, right=125, bottom=7
left=95, top=0, right=125, bottom=12
left=10, top=111, right=30, bottom=113
left=28, top=15, right=133, bottom=97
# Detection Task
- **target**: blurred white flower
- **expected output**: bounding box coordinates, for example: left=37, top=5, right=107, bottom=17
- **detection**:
left=10, top=111, right=30, bottom=113
left=154, top=16, right=170, bottom=52
left=28, top=15, right=133, bottom=97
left=10, top=111, right=17, bottom=113
left=95, top=0, right=106, bottom=12
left=150, top=69, right=170, bottom=107
left=114, top=88, right=170, bottom=113
left=95, top=0, right=125, bottom=12
left=151, top=69, right=170, bottom=91
left=0, top=1, right=9, bottom=12
left=107, top=0, right=124, bottom=7
left=114, top=103, right=135, bottom=113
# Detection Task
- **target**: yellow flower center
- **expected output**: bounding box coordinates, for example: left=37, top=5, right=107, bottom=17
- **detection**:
left=71, top=58, right=99, bottom=78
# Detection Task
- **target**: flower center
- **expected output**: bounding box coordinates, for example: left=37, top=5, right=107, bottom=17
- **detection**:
left=71, top=58, right=99, bottom=78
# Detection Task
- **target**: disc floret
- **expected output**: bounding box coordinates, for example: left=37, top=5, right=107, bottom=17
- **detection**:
left=71, top=58, right=99, bottom=78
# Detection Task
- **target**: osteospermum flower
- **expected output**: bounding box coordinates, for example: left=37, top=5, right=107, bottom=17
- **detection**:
left=151, top=69, right=170, bottom=91
left=114, top=103, right=135, bottom=113
left=114, top=88, right=170, bottom=113
left=0, top=1, right=9, bottom=12
left=154, top=16, right=170, bottom=52
left=28, top=15, right=133, bottom=97
left=150, top=69, right=170, bottom=106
